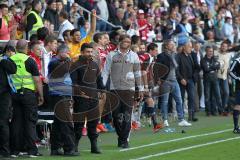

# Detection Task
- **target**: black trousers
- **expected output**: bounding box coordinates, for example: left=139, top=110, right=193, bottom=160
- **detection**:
left=0, top=92, right=11, bottom=156
left=10, top=90, right=38, bottom=155
left=111, top=90, right=134, bottom=144
left=49, top=95, right=75, bottom=152
left=74, top=97, right=99, bottom=142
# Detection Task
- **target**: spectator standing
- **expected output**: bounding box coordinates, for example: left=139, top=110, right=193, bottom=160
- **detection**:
left=0, top=4, right=13, bottom=40
left=222, top=17, right=234, bottom=44
left=69, top=3, right=82, bottom=29
left=68, top=10, right=96, bottom=61
left=217, top=41, right=231, bottom=113
left=96, top=0, right=109, bottom=31
left=58, top=11, right=74, bottom=41
left=44, top=0, right=60, bottom=31
left=176, top=41, right=198, bottom=122
left=201, top=46, right=223, bottom=116
left=28, top=41, right=45, bottom=81
left=154, top=39, right=192, bottom=127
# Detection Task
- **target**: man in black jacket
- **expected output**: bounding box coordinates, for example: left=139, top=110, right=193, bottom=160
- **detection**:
left=71, top=43, right=105, bottom=154
left=154, top=39, right=192, bottom=127
left=48, top=44, right=77, bottom=156
left=176, top=41, right=198, bottom=122
left=44, top=0, right=60, bottom=31
left=201, top=46, right=222, bottom=116
left=0, top=51, right=16, bottom=158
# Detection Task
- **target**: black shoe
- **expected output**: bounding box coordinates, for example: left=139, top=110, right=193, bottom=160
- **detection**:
left=28, top=152, right=43, bottom=158
left=233, top=128, right=240, bottom=134
left=75, top=139, right=79, bottom=153
left=118, top=139, right=124, bottom=147
left=91, top=148, right=101, bottom=154
left=64, top=150, right=79, bottom=156
left=212, top=112, right=217, bottom=116
left=121, top=142, right=129, bottom=149
left=51, top=149, right=64, bottom=156
left=118, top=141, right=123, bottom=147
left=90, top=139, right=101, bottom=154
left=192, top=118, right=198, bottom=122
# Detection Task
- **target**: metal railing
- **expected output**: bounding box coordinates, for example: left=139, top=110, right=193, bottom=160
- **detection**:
left=78, top=5, right=124, bottom=31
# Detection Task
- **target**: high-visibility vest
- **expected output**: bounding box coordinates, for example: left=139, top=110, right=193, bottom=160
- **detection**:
left=28, top=10, right=43, bottom=36
left=10, top=53, right=35, bottom=91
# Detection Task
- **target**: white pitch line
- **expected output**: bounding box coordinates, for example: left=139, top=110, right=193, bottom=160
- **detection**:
left=131, top=136, right=240, bottom=160
left=120, top=129, right=232, bottom=152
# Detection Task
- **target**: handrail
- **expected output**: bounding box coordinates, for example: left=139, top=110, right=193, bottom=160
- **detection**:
left=78, top=5, right=124, bottom=30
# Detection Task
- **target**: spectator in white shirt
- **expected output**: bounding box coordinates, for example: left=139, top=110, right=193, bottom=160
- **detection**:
left=222, top=17, right=234, bottom=44
left=41, top=35, right=58, bottom=80
left=58, top=11, right=74, bottom=41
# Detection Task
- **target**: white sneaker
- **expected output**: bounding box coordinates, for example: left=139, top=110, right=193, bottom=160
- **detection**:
left=10, top=154, right=19, bottom=158
left=164, top=120, right=169, bottom=127
left=178, top=120, right=192, bottom=127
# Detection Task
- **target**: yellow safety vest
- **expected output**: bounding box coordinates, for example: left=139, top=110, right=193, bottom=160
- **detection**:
left=10, top=53, right=35, bottom=91
left=28, top=10, right=43, bottom=36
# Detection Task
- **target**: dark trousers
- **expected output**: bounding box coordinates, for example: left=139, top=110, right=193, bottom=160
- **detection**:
left=204, top=77, right=223, bottom=114
left=10, top=90, right=38, bottom=155
left=111, top=90, right=134, bottom=144
left=0, top=92, right=11, bottom=156
left=74, top=97, right=99, bottom=143
left=50, top=95, right=75, bottom=152
left=180, top=79, right=196, bottom=118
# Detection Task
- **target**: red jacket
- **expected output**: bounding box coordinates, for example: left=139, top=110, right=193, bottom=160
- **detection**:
left=29, top=52, right=44, bottom=81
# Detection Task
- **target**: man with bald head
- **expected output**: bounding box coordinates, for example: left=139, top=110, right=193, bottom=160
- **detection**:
left=10, top=39, right=43, bottom=158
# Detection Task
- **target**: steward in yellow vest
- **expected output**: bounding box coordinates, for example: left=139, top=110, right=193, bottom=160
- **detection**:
left=11, top=53, right=35, bottom=91
left=10, top=39, right=43, bottom=157
left=26, top=0, right=43, bottom=39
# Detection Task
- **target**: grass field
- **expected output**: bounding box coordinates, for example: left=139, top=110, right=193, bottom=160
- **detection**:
left=16, top=112, right=240, bottom=160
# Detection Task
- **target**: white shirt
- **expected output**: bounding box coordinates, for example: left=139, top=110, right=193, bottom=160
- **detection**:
left=97, top=0, right=109, bottom=21
left=58, top=20, right=74, bottom=41
left=41, top=46, right=52, bottom=78
left=222, top=22, right=234, bottom=44
left=217, top=52, right=232, bottom=80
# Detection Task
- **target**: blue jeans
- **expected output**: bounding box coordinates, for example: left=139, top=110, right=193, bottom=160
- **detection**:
left=218, top=79, right=229, bottom=109
left=96, top=20, right=107, bottom=32
left=159, top=80, right=184, bottom=121
left=204, top=77, right=223, bottom=114
left=179, top=79, right=195, bottom=116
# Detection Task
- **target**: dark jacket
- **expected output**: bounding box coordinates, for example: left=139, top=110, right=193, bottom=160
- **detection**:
left=176, top=52, right=198, bottom=82
left=230, top=57, right=240, bottom=91
left=70, top=55, right=105, bottom=99
left=0, top=56, right=17, bottom=94
left=154, top=52, right=172, bottom=81
left=191, top=51, right=202, bottom=81
left=44, top=8, right=60, bottom=31
left=200, top=55, right=220, bottom=79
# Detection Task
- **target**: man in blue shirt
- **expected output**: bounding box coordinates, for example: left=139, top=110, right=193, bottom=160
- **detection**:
left=48, top=44, right=77, bottom=156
